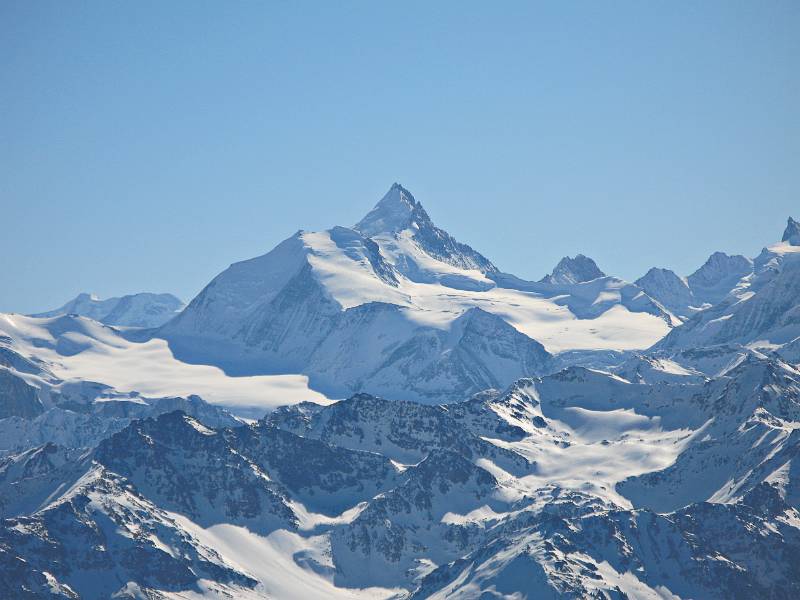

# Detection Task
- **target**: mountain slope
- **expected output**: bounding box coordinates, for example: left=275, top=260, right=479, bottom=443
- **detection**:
left=6, top=190, right=800, bottom=599
left=783, top=216, right=800, bottom=245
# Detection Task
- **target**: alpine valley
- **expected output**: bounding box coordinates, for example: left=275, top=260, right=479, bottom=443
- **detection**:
left=2, top=184, right=800, bottom=599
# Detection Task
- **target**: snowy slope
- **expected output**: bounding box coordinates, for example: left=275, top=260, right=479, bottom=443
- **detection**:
left=0, top=318, right=244, bottom=456
left=0, top=313, right=330, bottom=419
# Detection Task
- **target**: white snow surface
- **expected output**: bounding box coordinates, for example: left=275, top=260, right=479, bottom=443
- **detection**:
left=304, top=229, right=669, bottom=353
left=168, top=515, right=401, bottom=600
left=0, top=313, right=330, bottom=416
left=168, top=228, right=668, bottom=355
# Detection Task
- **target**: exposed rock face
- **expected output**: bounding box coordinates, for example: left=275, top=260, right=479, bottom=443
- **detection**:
left=0, top=369, right=43, bottom=419
left=0, top=465, right=259, bottom=600
left=783, top=216, right=800, bottom=245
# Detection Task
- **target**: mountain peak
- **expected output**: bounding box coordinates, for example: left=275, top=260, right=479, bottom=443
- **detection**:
left=782, top=217, right=800, bottom=245
left=354, top=184, right=497, bottom=274
left=687, top=252, right=752, bottom=286
left=75, top=292, right=99, bottom=302
left=634, top=267, right=694, bottom=318
left=354, top=183, right=432, bottom=237
left=540, top=254, right=605, bottom=285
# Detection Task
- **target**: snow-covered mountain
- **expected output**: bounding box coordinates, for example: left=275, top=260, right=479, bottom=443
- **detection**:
left=159, top=184, right=670, bottom=402
left=32, top=291, right=185, bottom=328
left=354, top=183, right=497, bottom=275
left=2, top=184, right=800, bottom=598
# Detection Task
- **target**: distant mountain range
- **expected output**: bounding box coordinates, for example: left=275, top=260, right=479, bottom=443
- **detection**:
left=32, top=291, right=184, bottom=328
left=2, top=186, right=800, bottom=598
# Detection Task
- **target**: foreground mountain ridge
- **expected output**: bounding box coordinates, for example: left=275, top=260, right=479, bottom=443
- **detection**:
left=3, top=352, right=800, bottom=598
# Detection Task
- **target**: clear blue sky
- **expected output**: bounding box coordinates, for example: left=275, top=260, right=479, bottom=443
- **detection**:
left=2, top=1, right=798, bottom=313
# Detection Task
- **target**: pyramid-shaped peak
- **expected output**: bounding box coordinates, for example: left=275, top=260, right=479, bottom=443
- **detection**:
left=355, top=183, right=432, bottom=237
left=782, top=216, right=800, bottom=245
left=540, top=254, right=605, bottom=285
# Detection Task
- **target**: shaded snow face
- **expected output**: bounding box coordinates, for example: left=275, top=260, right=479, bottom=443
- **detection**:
left=0, top=313, right=331, bottom=419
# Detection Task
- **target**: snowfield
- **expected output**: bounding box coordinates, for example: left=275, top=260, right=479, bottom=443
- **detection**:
left=0, top=313, right=330, bottom=416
